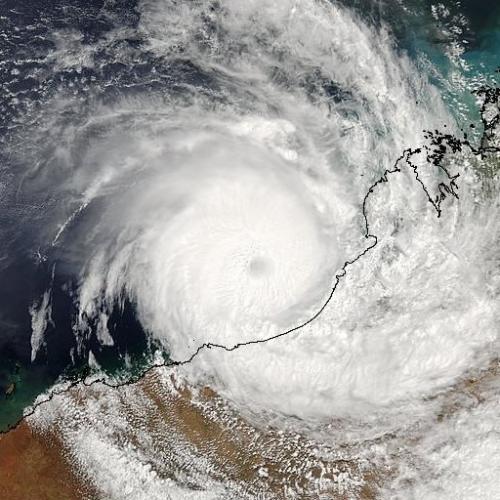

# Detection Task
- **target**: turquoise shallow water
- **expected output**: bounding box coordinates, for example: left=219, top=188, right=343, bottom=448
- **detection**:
left=0, top=361, right=51, bottom=431
left=0, top=344, right=166, bottom=431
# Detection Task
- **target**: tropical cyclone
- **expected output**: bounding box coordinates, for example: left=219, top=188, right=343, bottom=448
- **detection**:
left=3, top=0, right=497, bottom=431
left=2, top=0, right=500, bottom=497
left=10, top=104, right=499, bottom=499
left=17, top=105, right=485, bottom=431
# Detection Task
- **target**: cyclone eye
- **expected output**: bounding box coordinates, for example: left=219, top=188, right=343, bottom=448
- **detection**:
left=247, top=256, right=273, bottom=277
